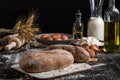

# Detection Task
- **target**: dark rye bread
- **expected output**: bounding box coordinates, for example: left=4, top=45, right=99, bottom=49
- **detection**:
left=19, top=49, right=74, bottom=73
left=46, top=44, right=90, bottom=62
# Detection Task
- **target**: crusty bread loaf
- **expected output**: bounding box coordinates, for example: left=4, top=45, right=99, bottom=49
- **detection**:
left=19, top=49, right=74, bottom=73
left=47, top=44, right=90, bottom=62
left=74, top=46, right=90, bottom=62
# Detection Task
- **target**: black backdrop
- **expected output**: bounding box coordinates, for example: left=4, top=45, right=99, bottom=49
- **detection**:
left=0, top=0, right=120, bottom=36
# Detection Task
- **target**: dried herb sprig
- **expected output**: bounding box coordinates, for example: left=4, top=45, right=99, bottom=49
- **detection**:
left=12, top=14, right=39, bottom=42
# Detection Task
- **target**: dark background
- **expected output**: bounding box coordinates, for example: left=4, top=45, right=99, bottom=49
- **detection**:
left=0, top=0, right=120, bottom=36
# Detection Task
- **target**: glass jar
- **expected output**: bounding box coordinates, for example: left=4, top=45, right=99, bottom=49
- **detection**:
left=104, top=0, right=120, bottom=53
left=87, top=0, right=104, bottom=41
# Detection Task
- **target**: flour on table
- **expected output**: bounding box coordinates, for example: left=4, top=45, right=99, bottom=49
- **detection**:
left=74, top=36, right=104, bottom=46
left=11, top=63, right=92, bottom=79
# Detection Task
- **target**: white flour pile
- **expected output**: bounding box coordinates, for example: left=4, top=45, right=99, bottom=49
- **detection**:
left=74, top=36, right=104, bottom=46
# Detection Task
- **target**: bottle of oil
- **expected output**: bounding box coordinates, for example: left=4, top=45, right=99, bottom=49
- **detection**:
left=73, top=10, right=84, bottom=39
left=104, top=0, right=120, bottom=53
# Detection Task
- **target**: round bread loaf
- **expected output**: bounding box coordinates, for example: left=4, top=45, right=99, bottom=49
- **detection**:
left=19, top=49, right=74, bottom=73
left=73, top=46, right=90, bottom=62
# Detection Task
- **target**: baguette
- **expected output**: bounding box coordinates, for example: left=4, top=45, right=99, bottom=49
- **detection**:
left=19, top=49, right=74, bottom=73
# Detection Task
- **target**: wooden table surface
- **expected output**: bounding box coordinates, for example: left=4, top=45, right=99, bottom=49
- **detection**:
left=0, top=51, right=120, bottom=80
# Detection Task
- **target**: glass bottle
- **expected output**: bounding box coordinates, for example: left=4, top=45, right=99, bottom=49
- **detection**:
left=73, top=10, right=84, bottom=39
left=87, top=0, right=104, bottom=41
left=104, top=0, right=120, bottom=53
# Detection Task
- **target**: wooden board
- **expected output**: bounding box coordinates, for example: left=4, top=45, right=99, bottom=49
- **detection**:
left=11, top=63, right=91, bottom=79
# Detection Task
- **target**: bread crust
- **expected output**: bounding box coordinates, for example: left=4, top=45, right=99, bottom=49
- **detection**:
left=19, top=49, right=74, bottom=73
left=47, top=44, right=90, bottom=62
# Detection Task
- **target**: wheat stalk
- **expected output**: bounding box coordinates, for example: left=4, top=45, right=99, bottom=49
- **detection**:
left=12, top=14, right=39, bottom=42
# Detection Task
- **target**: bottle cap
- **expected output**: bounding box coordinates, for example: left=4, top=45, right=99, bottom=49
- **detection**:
left=76, top=10, right=82, bottom=22
left=76, top=10, right=81, bottom=16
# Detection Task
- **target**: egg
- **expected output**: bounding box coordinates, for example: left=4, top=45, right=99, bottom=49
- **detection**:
left=46, top=36, right=53, bottom=40
left=81, top=43, right=89, bottom=49
left=40, top=34, right=49, bottom=40
left=54, top=38, right=62, bottom=41
left=88, top=49, right=95, bottom=58
left=89, top=45, right=100, bottom=53
left=51, top=34, right=59, bottom=40
left=61, top=35, right=68, bottom=40
left=53, top=33, right=61, bottom=38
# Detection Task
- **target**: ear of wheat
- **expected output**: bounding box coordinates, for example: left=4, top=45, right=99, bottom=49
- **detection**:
left=12, top=14, right=39, bottom=42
